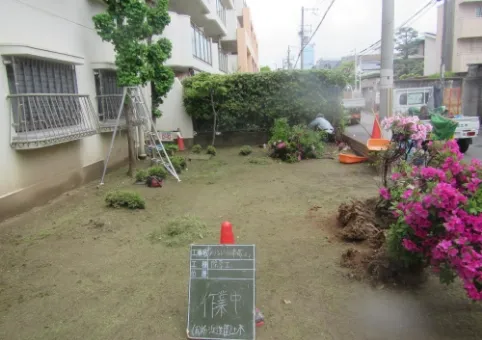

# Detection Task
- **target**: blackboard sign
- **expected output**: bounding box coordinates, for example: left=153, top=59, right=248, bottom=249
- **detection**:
left=187, top=244, right=256, bottom=340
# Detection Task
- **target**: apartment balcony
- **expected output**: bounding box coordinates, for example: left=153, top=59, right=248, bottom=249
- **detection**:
left=8, top=94, right=98, bottom=150
left=457, top=18, right=482, bottom=39
left=169, top=0, right=227, bottom=37
left=163, top=12, right=223, bottom=73
left=220, top=9, right=238, bottom=53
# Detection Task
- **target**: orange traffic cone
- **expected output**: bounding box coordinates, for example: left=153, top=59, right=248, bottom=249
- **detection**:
left=371, top=114, right=382, bottom=139
left=220, top=221, right=235, bottom=244
left=176, top=131, right=185, bottom=151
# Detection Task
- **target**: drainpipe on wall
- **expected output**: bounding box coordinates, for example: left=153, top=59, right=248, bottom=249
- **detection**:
left=137, top=126, right=146, bottom=159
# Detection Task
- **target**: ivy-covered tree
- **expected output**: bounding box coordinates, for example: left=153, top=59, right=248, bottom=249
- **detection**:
left=93, top=0, right=174, bottom=176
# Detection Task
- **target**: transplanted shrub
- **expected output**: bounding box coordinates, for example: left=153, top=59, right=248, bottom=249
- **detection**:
left=380, top=140, right=482, bottom=300
left=135, top=169, right=148, bottom=182
left=206, top=145, right=217, bottom=156
left=105, top=190, right=145, bottom=209
left=268, top=118, right=325, bottom=162
left=170, top=156, right=187, bottom=173
left=239, top=145, right=253, bottom=156
left=148, top=166, right=168, bottom=180
left=163, top=143, right=178, bottom=156
left=191, top=144, right=202, bottom=154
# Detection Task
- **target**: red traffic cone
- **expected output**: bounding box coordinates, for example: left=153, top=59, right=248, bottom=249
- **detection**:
left=220, top=221, right=235, bottom=244
left=177, top=131, right=185, bottom=151
left=371, top=114, right=382, bottom=139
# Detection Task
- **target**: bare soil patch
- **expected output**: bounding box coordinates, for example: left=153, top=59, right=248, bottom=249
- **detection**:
left=0, top=147, right=481, bottom=340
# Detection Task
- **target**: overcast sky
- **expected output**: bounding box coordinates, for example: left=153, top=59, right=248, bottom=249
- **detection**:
left=248, top=0, right=439, bottom=68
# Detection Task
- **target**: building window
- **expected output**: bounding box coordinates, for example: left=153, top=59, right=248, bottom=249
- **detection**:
left=219, top=49, right=228, bottom=73
left=216, top=0, right=226, bottom=25
left=192, top=24, right=212, bottom=65
left=5, top=56, right=97, bottom=148
left=477, top=7, right=482, bottom=18
left=95, top=69, right=125, bottom=130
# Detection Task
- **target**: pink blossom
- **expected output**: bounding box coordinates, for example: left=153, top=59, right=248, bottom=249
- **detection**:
left=379, top=187, right=391, bottom=200
left=402, top=239, right=420, bottom=252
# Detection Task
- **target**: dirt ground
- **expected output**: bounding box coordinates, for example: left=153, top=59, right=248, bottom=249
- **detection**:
left=1, top=147, right=482, bottom=340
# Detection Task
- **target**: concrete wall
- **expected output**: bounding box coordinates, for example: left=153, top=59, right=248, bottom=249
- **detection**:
left=424, top=37, right=438, bottom=76
left=0, top=0, right=151, bottom=220
left=156, top=78, right=194, bottom=139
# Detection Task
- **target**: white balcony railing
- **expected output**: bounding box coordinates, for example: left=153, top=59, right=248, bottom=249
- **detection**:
left=8, top=94, right=98, bottom=149
left=97, top=94, right=127, bottom=132
left=219, top=50, right=228, bottom=72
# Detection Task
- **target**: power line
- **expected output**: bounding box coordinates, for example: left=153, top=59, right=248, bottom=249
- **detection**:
left=357, top=0, right=437, bottom=56
left=294, top=0, right=338, bottom=69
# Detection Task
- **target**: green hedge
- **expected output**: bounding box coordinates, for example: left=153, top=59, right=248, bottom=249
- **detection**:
left=183, top=70, right=346, bottom=133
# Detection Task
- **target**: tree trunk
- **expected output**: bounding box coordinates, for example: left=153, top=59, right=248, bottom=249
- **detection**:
left=125, top=103, right=137, bottom=177
left=210, top=91, right=217, bottom=146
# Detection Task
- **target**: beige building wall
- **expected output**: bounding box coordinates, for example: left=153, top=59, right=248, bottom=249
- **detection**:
left=236, top=7, right=259, bottom=72
left=433, top=0, right=482, bottom=73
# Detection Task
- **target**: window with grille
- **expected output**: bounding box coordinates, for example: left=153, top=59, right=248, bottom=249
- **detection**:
left=192, top=24, right=213, bottom=65
left=477, top=7, right=482, bottom=18
left=94, top=69, right=124, bottom=122
left=5, top=56, right=84, bottom=133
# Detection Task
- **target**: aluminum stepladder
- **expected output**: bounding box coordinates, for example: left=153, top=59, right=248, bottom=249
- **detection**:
left=100, top=86, right=180, bottom=185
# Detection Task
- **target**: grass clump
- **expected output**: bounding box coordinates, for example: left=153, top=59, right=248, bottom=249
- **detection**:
left=206, top=145, right=217, bottom=156
left=148, top=166, right=168, bottom=179
left=135, top=169, right=148, bottom=182
left=148, top=215, right=209, bottom=247
left=191, top=144, right=203, bottom=154
left=239, top=145, right=253, bottom=156
left=105, top=190, right=145, bottom=209
left=170, top=156, right=187, bottom=173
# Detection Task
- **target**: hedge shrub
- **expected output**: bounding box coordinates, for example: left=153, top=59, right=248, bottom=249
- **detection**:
left=183, top=70, right=346, bottom=133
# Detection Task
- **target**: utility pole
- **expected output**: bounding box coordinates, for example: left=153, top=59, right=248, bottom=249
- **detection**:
left=379, top=0, right=395, bottom=119
left=440, top=0, right=450, bottom=105
left=287, top=46, right=291, bottom=70
left=300, top=6, right=305, bottom=70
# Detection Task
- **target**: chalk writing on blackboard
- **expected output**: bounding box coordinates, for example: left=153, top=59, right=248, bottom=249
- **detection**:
left=187, top=245, right=256, bottom=340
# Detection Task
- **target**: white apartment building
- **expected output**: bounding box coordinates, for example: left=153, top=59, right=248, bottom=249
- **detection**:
left=0, top=0, right=245, bottom=221
left=425, top=0, right=482, bottom=75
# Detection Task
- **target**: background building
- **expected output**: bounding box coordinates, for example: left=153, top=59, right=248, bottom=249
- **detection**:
left=425, top=0, right=482, bottom=74
left=0, top=0, right=259, bottom=220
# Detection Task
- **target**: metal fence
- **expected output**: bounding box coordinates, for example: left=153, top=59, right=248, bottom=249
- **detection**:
left=8, top=93, right=98, bottom=149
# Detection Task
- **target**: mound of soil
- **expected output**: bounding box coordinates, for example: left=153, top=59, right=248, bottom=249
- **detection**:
left=338, top=198, right=425, bottom=287
left=337, top=199, right=384, bottom=242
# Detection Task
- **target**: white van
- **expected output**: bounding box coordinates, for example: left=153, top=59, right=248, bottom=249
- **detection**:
left=393, top=87, right=433, bottom=115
